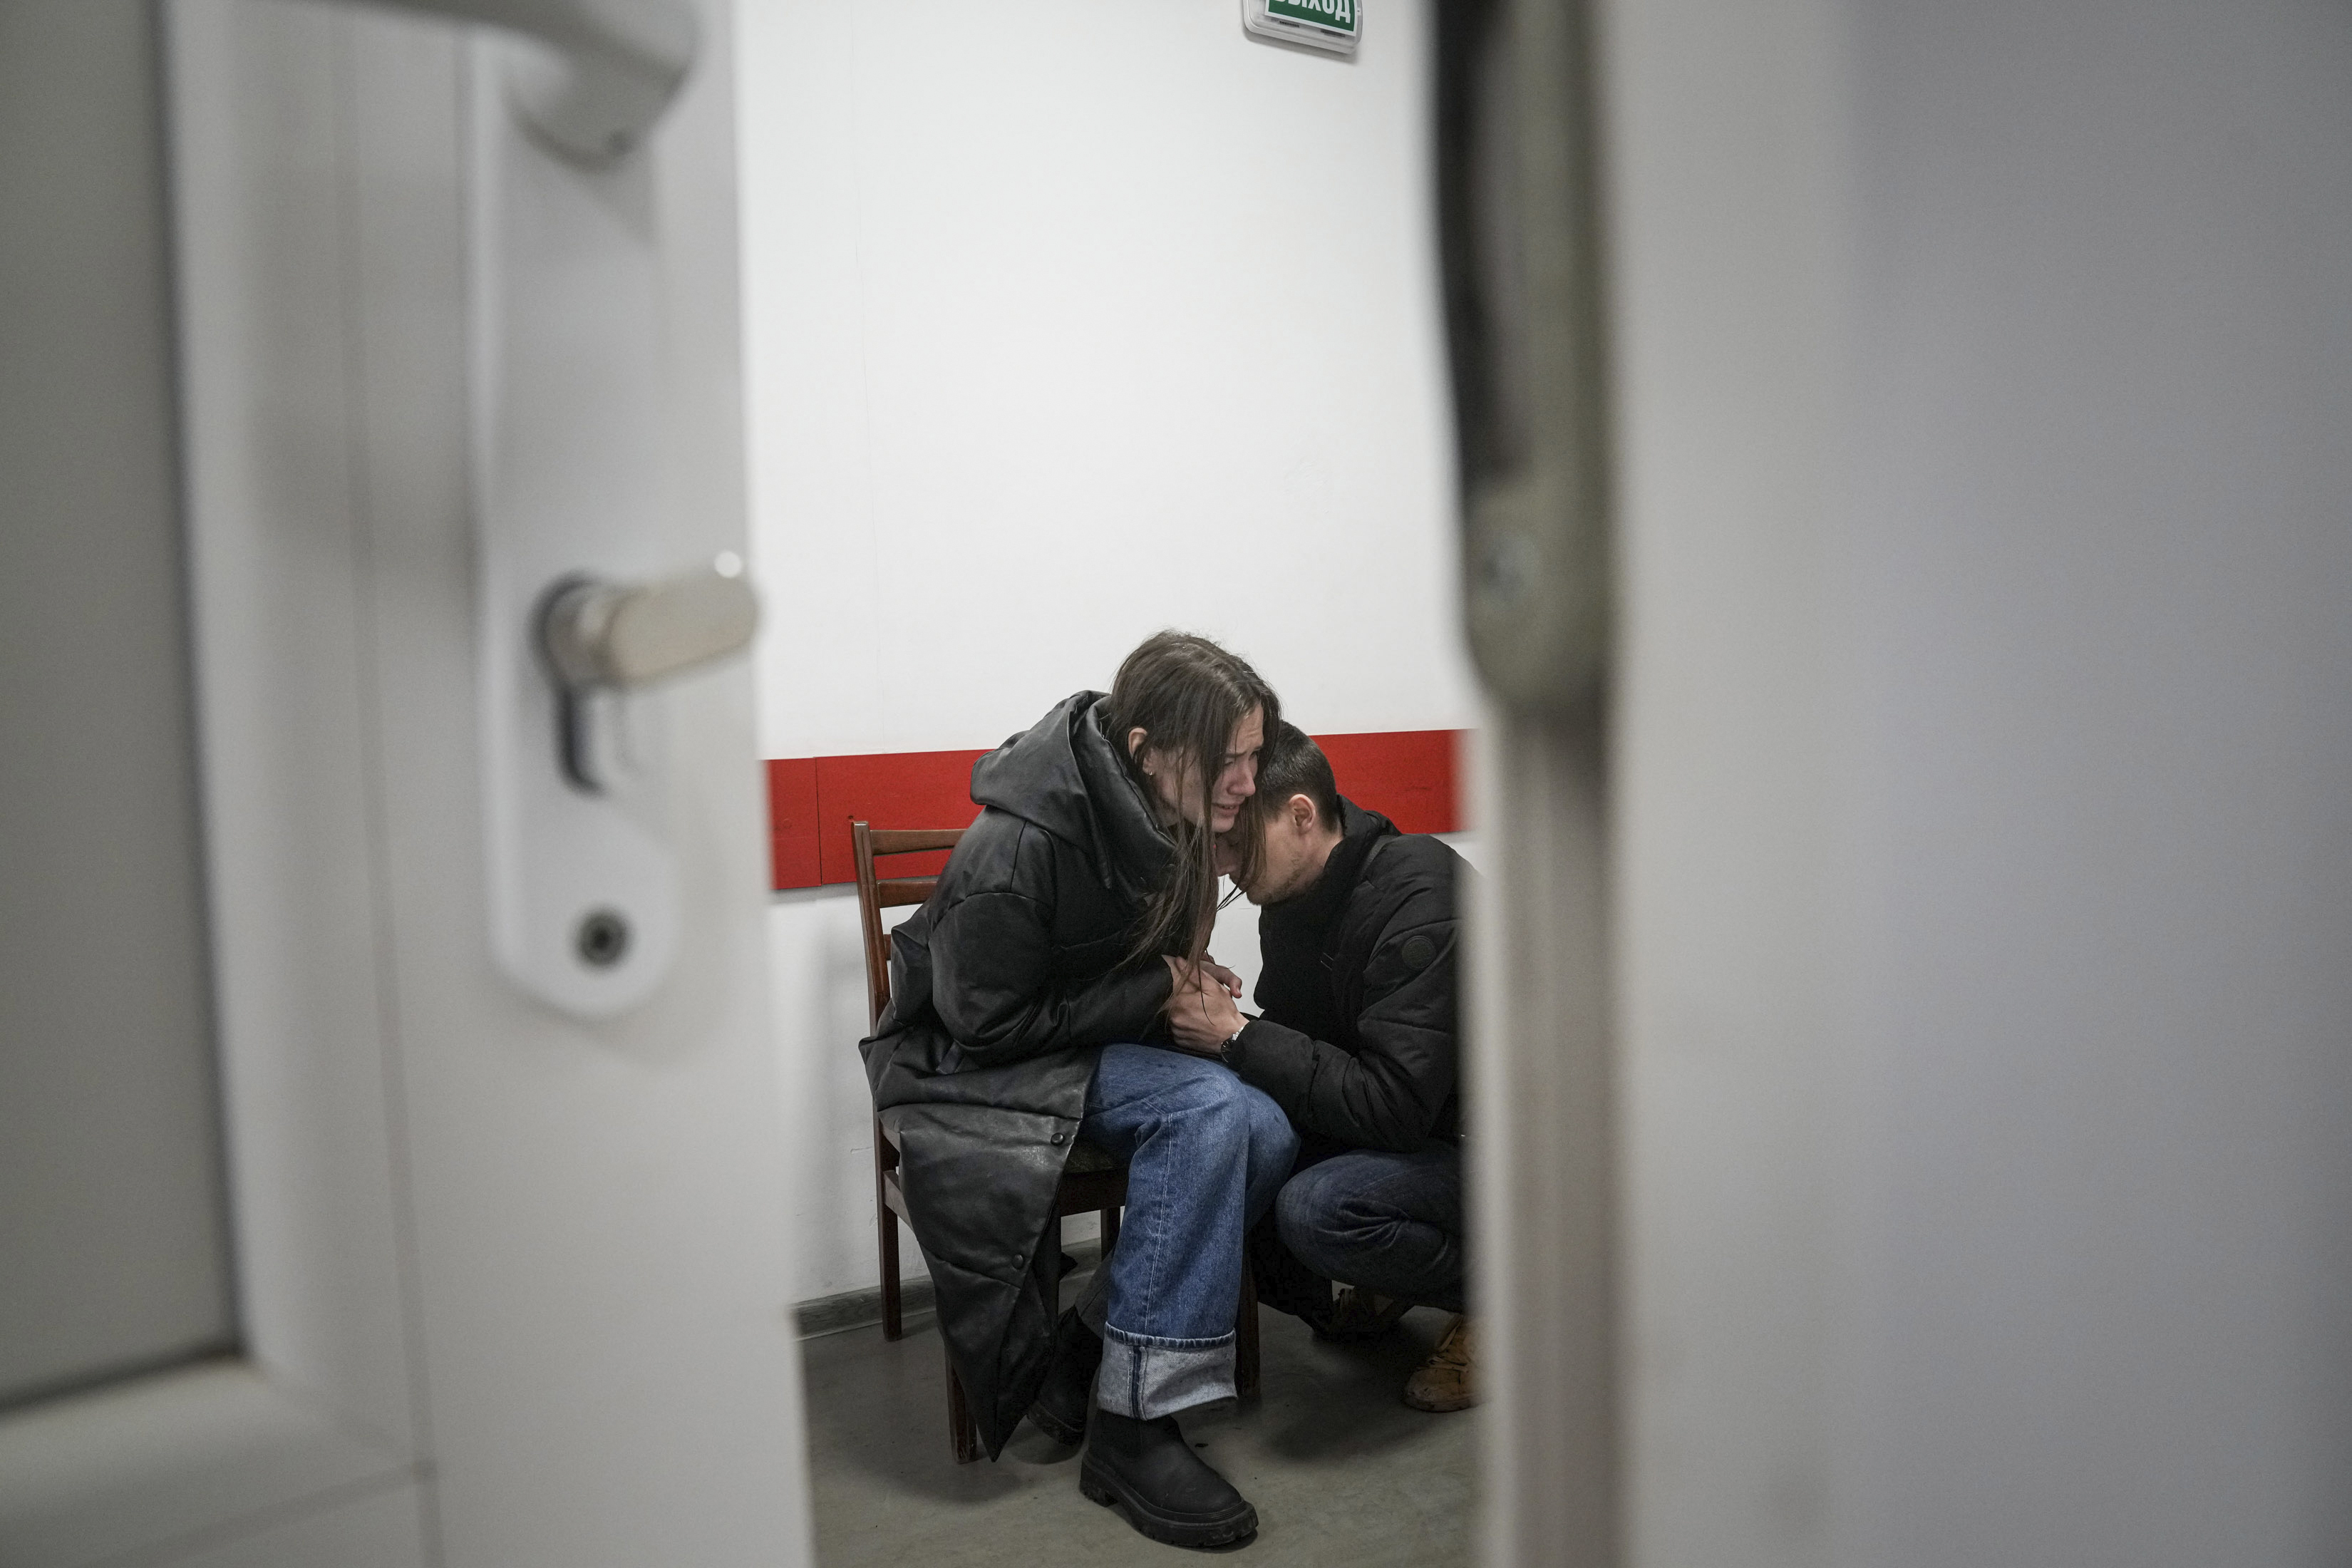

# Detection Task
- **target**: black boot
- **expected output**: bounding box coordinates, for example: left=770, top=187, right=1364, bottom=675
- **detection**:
left=1080, top=1409, right=1258, bottom=1549
left=1027, top=1306, right=1104, bottom=1447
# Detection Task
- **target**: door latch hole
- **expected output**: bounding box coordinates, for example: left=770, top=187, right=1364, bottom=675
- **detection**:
left=574, top=908, right=631, bottom=969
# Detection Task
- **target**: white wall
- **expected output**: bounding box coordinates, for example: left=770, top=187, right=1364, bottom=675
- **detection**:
left=1611, top=0, right=2352, bottom=1562
left=735, top=0, right=1477, bottom=1300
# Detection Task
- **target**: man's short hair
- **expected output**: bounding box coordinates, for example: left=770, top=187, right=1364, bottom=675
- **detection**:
left=1256, top=722, right=1343, bottom=834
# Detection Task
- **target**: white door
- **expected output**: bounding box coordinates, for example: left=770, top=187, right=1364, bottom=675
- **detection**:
left=0, top=3, right=814, bottom=1565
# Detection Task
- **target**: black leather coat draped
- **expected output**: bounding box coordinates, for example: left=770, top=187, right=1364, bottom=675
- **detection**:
left=860, top=691, right=1176, bottom=1458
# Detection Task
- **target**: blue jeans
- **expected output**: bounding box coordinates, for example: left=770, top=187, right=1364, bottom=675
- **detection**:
left=1275, top=1143, right=1467, bottom=1315
left=1076, top=1043, right=1298, bottom=1419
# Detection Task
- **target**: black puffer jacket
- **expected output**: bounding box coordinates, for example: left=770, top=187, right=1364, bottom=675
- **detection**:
left=860, top=691, right=1177, bottom=1458
left=1226, top=799, right=1463, bottom=1155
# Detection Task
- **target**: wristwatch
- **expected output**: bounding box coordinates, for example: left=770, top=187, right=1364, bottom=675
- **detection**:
left=1217, top=1021, right=1248, bottom=1063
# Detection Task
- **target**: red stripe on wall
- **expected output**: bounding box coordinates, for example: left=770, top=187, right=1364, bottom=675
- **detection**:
left=813, top=748, right=991, bottom=885
left=767, top=729, right=1465, bottom=892
left=765, top=757, right=819, bottom=891
left=1315, top=729, right=1460, bottom=836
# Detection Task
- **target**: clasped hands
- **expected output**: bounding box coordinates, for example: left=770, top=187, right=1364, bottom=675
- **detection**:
left=1162, top=954, right=1247, bottom=1058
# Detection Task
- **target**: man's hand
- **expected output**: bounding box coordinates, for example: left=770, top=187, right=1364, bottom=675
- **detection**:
left=1162, top=957, right=1247, bottom=1057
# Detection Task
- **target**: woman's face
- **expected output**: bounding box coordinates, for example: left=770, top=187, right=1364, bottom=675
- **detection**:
left=1136, top=706, right=1265, bottom=834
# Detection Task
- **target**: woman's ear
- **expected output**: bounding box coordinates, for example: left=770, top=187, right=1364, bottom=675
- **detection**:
left=1128, top=726, right=1150, bottom=761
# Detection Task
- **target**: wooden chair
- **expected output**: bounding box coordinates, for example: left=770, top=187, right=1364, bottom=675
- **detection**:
left=852, top=820, right=1260, bottom=1464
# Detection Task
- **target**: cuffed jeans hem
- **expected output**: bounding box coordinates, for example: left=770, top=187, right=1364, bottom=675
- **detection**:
left=1095, top=1326, right=1237, bottom=1419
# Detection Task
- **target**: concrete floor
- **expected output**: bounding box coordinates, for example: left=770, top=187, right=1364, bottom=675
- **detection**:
left=799, top=1275, right=1475, bottom=1565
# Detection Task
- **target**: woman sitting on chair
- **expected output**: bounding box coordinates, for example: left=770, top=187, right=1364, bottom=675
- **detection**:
left=861, top=629, right=1296, bottom=1550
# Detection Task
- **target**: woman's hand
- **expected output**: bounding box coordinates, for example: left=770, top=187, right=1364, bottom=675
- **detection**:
left=1163, top=960, right=1247, bottom=1056
left=1162, top=954, right=1243, bottom=999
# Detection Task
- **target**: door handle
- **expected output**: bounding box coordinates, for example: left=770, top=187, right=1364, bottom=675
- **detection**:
left=317, top=0, right=697, bottom=164
left=447, top=0, right=723, bottom=1020
left=266, top=0, right=713, bottom=1016
left=537, top=559, right=760, bottom=792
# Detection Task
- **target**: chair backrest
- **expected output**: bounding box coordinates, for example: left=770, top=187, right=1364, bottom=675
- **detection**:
left=850, top=822, right=966, bottom=1031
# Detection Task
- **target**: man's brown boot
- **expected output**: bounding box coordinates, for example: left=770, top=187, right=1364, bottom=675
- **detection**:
left=1403, top=1315, right=1477, bottom=1412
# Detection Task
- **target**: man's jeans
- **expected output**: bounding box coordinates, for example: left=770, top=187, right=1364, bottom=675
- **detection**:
left=1075, top=1043, right=1298, bottom=1420
left=1275, top=1142, right=1466, bottom=1315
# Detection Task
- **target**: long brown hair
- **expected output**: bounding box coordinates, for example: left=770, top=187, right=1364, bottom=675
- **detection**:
left=1099, top=631, right=1278, bottom=964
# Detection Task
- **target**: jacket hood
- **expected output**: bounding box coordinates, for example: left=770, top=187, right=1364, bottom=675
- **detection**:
left=970, top=691, right=1172, bottom=900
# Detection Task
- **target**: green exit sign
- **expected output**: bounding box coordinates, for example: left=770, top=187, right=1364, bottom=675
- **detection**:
left=1244, top=0, right=1361, bottom=56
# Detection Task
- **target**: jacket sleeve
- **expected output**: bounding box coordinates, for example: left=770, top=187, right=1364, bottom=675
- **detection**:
left=928, top=887, right=1173, bottom=1068
left=1226, top=905, right=1458, bottom=1152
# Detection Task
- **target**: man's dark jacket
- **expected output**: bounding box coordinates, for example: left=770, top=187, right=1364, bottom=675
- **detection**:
left=1226, top=798, right=1463, bottom=1154
left=860, top=691, right=1176, bottom=1458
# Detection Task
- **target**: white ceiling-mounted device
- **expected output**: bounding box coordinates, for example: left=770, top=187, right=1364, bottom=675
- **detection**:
left=1242, top=0, right=1361, bottom=57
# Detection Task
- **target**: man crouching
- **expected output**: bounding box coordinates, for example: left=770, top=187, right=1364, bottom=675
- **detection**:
left=1166, top=722, right=1475, bottom=1410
